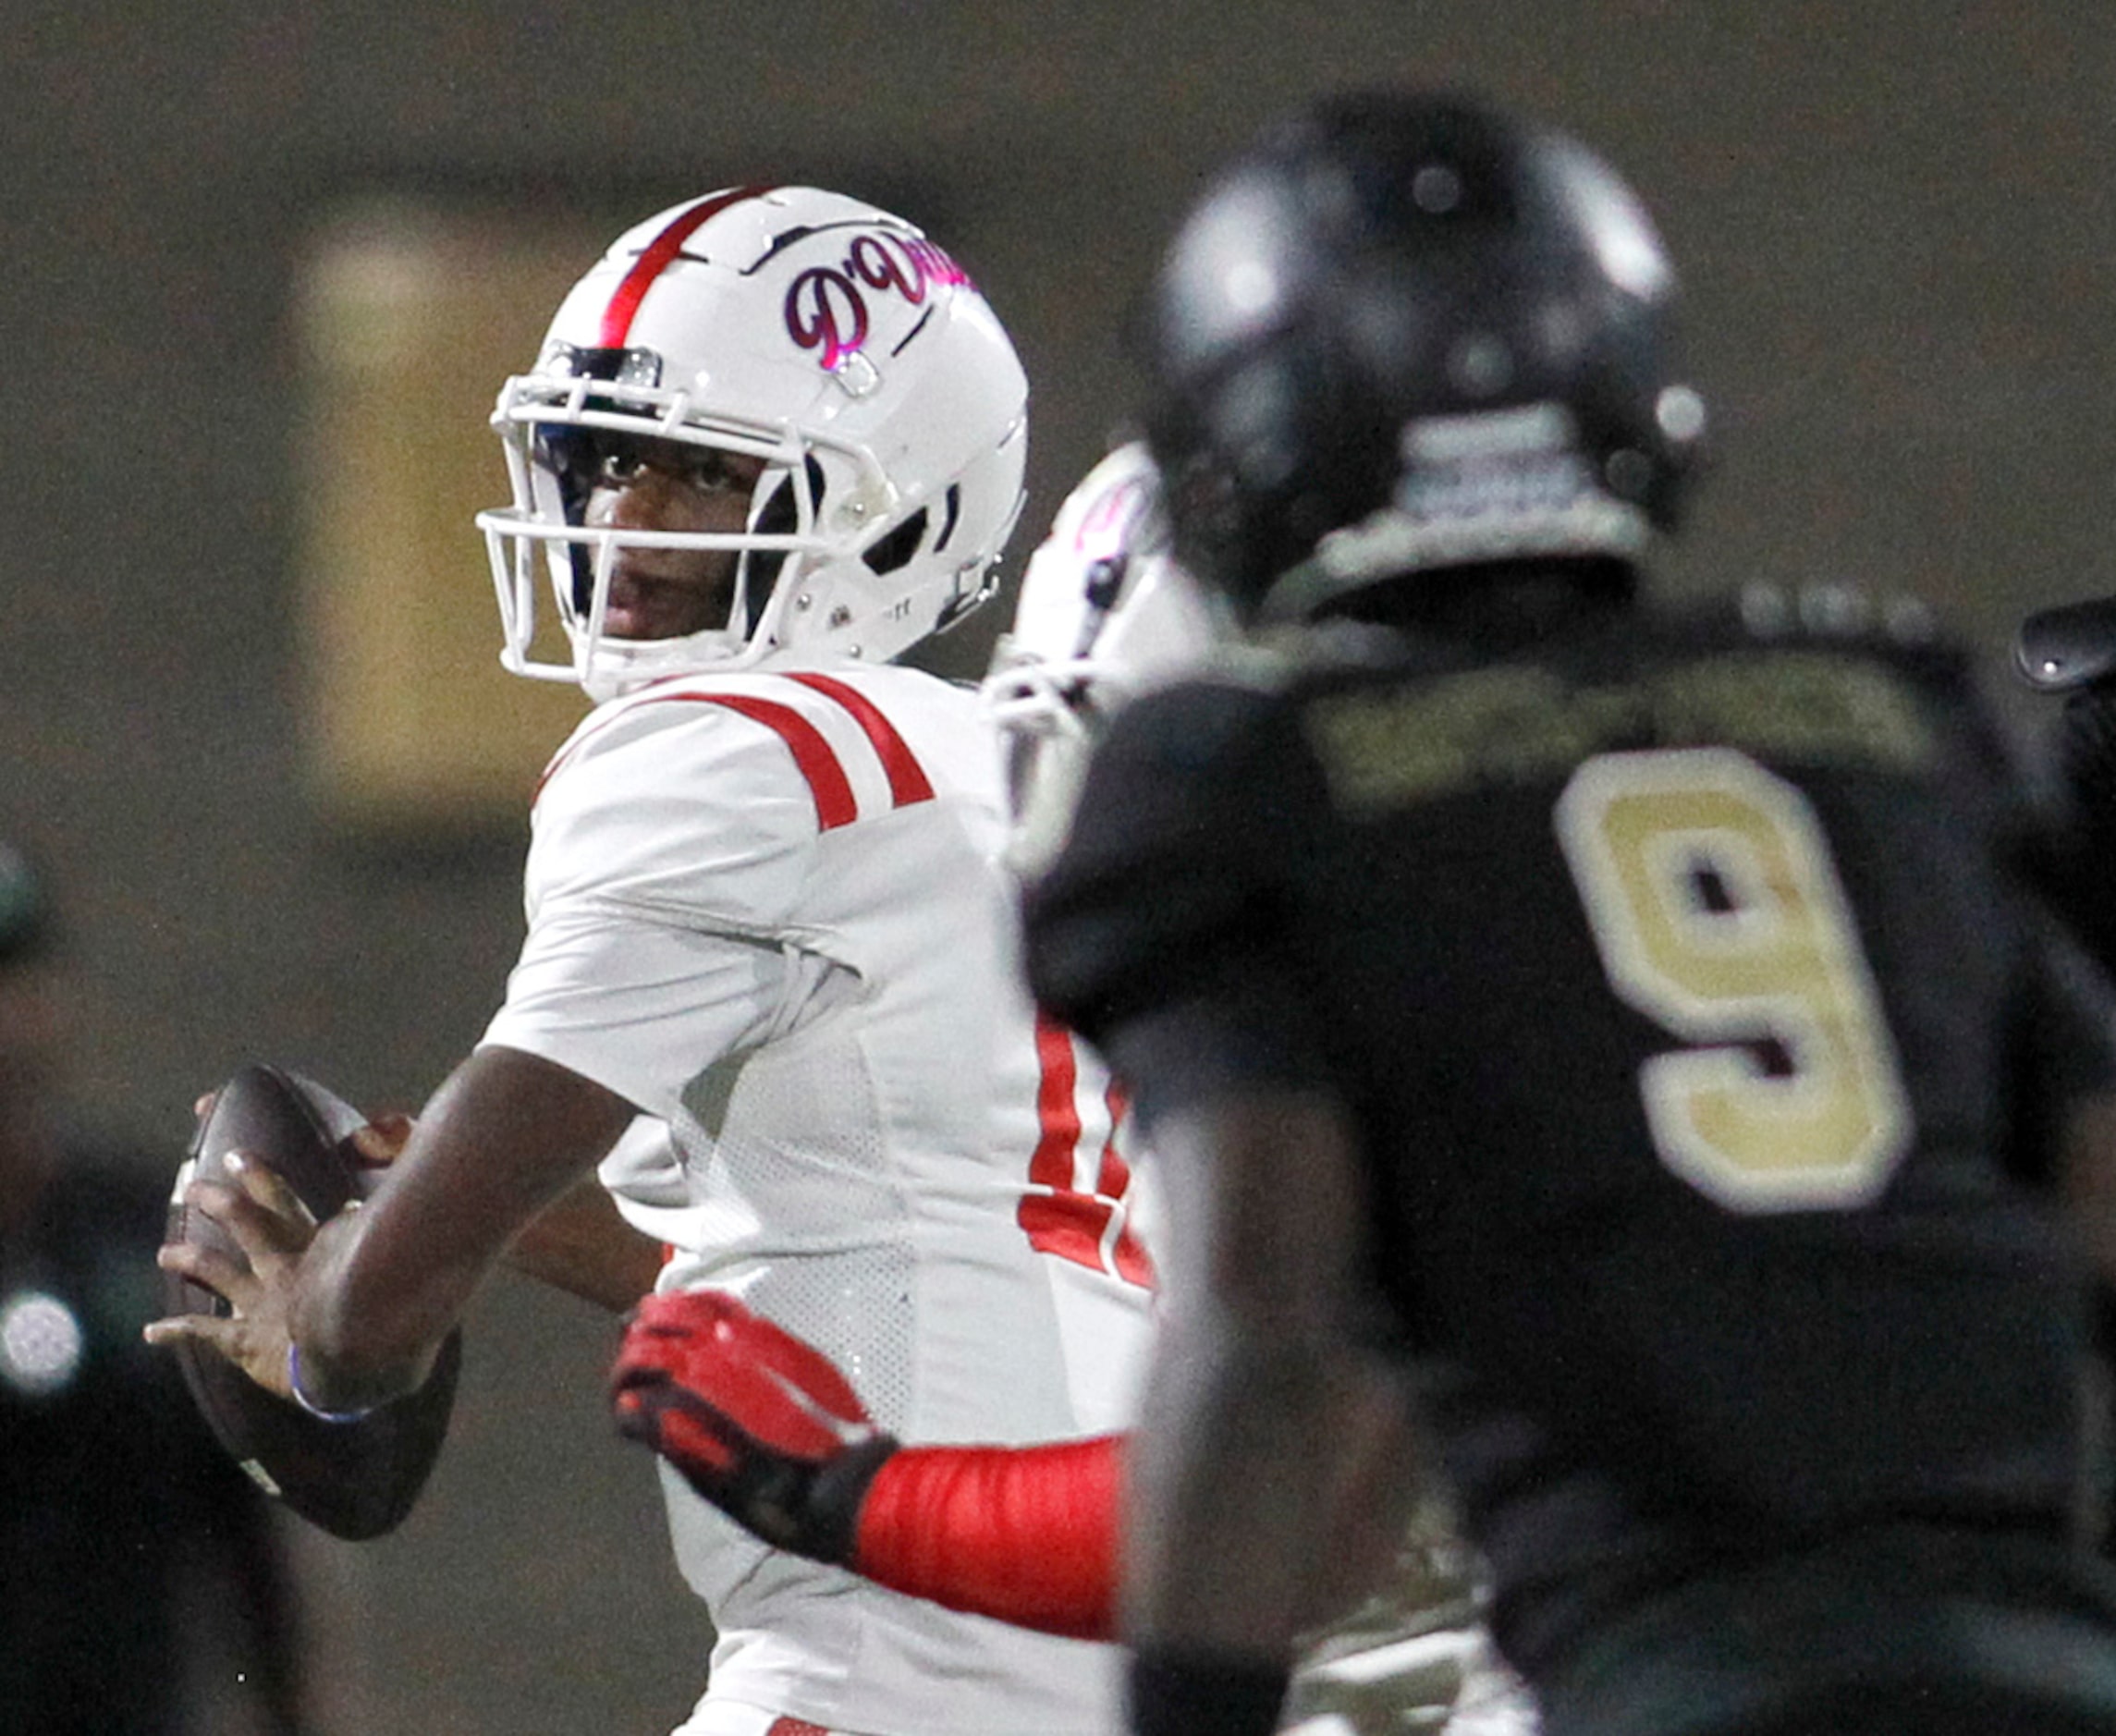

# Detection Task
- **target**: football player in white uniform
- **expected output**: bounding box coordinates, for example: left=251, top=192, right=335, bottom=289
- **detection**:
left=609, top=442, right=1541, bottom=1736
left=151, top=186, right=1156, bottom=1736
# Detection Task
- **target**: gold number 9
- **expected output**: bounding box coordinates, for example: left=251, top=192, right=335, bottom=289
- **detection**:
left=1555, top=747, right=1912, bottom=1211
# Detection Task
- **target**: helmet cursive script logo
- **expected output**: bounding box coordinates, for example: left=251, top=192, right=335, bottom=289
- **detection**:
left=784, top=230, right=972, bottom=372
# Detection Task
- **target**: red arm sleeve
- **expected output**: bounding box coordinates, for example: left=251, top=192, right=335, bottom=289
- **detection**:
left=850, top=1432, right=1123, bottom=1641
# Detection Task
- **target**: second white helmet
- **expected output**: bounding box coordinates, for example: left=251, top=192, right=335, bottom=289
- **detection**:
left=983, top=441, right=1222, bottom=871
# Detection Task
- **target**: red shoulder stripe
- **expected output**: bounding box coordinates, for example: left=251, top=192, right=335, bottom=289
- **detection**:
left=533, top=688, right=875, bottom=831
left=600, top=186, right=774, bottom=348
left=681, top=693, right=857, bottom=830
left=783, top=672, right=936, bottom=807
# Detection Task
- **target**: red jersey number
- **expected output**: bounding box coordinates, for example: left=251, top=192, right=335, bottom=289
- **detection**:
left=1020, top=1013, right=1156, bottom=1288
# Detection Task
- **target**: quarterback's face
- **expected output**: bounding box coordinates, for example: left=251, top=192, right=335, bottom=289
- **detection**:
left=585, top=437, right=767, bottom=641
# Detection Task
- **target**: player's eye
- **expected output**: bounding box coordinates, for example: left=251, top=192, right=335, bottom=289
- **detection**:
left=678, top=451, right=752, bottom=495
left=593, top=445, right=748, bottom=495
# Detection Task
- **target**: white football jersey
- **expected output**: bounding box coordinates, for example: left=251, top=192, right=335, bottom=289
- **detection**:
left=482, top=660, right=1156, bottom=1736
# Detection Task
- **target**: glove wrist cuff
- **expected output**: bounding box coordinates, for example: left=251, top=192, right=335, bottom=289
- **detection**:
left=806, top=1432, right=899, bottom=1564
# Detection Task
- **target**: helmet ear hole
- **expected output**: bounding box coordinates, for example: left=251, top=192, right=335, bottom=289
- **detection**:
left=862, top=508, right=931, bottom=576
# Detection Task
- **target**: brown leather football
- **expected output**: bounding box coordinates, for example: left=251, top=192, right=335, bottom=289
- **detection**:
left=162, top=1063, right=461, bottom=1540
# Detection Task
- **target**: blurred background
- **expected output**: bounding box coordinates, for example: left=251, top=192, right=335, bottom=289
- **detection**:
left=5, top=3, right=2111, bottom=1730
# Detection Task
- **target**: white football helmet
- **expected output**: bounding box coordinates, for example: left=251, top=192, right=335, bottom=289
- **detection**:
left=981, top=441, right=1222, bottom=870
left=478, top=186, right=1029, bottom=701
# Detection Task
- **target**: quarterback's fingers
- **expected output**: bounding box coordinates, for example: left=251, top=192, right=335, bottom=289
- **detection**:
left=349, top=1112, right=414, bottom=1168
left=184, top=1171, right=312, bottom=1266
left=143, top=1308, right=238, bottom=1355
left=141, top=1309, right=294, bottom=1397
left=227, top=1152, right=319, bottom=1232
left=156, top=1238, right=253, bottom=1306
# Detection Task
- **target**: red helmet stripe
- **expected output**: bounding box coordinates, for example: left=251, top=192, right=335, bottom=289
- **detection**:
left=599, top=185, right=775, bottom=348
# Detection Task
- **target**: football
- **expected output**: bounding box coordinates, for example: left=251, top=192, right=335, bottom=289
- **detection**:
left=162, top=1062, right=462, bottom=1541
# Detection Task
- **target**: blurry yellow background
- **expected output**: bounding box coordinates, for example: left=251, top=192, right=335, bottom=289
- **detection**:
left=298, top=207, right=594, bottom=828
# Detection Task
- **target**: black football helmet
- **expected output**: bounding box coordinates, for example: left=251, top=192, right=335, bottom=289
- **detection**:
left=1136, top=90, right=1706, bottom=623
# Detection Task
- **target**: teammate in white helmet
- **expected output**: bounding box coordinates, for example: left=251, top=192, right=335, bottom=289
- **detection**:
left=151, top=186, right=1155, bottom=1736
left=982, top=440, right=1221, bottom=874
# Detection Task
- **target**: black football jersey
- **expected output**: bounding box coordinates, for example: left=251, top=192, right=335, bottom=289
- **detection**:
left=1023, top=589, right=2116, bottom=1675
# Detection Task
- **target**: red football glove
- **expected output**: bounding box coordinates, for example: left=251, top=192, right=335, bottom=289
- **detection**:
left=611, top=1290, right=899, bottom=1564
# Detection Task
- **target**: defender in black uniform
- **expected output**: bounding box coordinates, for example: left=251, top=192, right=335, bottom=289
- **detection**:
left=1022, top=92, right=2116, bottom=1736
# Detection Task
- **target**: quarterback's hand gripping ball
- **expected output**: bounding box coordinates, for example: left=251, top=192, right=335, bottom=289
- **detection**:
left=154, top=1063, right=461, bottom=1540
left=612, top=1289, right=899, bottom=1563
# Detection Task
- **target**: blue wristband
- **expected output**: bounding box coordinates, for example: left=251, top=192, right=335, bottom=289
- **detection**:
left=287, top=1343, right=378, bottom=1424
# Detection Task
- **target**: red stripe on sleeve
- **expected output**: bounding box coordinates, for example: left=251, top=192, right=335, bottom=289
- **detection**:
left=852, top=1433, right=1122, bottom=1641
left=599, top=186, right=774, bottom=348
left=783, top=672, right=936, bottom=807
